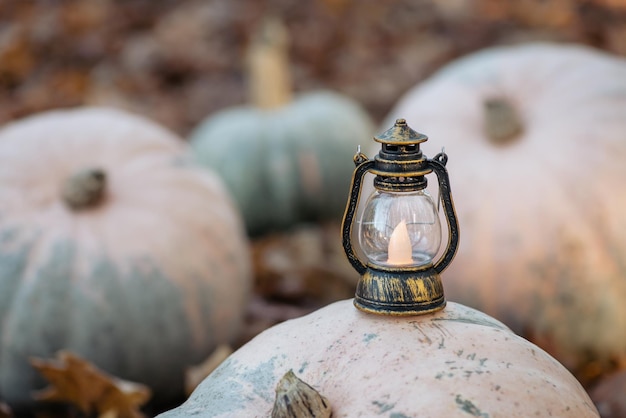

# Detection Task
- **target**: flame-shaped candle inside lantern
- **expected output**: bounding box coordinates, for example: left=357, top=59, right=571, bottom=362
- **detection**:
left=387, top=220, right=414, bottom=266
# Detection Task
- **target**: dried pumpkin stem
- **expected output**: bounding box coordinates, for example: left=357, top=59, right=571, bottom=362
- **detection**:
left=247, top=16, right=292, bottom=109
left=62, top=168, right=107, bottom=210
left=271, top=370, right=331, bottom=418
left=483, top=97, right=523, bottom=145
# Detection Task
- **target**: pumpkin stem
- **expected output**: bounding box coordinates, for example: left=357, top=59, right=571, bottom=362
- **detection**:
left=247, top=16, right=292, bottom=110
left=271, top=370, right=332, bottom=418
left=62, top=168, right=107, bottom=210
left=483, top=98, right=523, bottom=145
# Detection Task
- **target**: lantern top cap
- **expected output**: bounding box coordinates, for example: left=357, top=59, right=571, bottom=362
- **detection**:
left=374, top=118, right=428, bottom=145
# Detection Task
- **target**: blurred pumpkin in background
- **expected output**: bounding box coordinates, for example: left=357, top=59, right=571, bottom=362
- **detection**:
left=380, top=42, right=626, bottom=382
left=189, top=17, right=375, bottom=236
left=0, top=107, right=252, bottom=409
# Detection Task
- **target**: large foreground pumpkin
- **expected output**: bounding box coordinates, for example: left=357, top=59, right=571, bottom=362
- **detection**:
left=0, top=108, right=252, bottom=407
left=158, top=299, right=599, bottom=417
left=380, top=42, right=626, bottom=376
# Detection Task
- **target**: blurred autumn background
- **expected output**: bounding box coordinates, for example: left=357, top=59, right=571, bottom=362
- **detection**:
left=2, top=0, right=625, bottom=132
left=1, top=0, right=626, bottom=417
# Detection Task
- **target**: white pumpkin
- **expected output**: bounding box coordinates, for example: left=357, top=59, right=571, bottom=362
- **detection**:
left=158, top=299, right=599, bottom=417
left=379, top=42, right=626, bottom=376
left=0, top=107, right=252, bottom=408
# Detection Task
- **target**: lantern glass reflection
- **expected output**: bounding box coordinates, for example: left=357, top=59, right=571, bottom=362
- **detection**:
left=358, top=189, right=441, bottom=267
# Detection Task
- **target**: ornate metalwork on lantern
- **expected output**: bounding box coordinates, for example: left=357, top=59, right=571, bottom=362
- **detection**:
left=341, top=118, right=459, bottom=315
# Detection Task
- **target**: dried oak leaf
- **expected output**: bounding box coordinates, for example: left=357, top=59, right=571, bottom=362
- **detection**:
left=30, top=351, right=151, bottom=418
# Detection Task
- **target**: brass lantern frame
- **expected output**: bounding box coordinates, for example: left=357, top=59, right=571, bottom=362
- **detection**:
left=341, top=119, right=460, bottom=316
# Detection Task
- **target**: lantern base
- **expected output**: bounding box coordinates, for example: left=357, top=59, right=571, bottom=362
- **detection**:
left=354, top=266, right=446, bottom=316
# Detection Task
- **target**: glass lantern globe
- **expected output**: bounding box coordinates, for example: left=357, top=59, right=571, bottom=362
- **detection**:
left=358, top=189, right=442, bottom=268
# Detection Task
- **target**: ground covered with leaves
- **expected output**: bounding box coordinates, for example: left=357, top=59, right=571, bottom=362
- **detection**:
left=1, top=0, right=625, bottom=134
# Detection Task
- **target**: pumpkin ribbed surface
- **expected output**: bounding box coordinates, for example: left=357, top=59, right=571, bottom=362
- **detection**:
left=0, top=107, right=252, bottom=407
left=158, top=299, right=598, bottom=417
left=380, top=42, right=626, bottom=374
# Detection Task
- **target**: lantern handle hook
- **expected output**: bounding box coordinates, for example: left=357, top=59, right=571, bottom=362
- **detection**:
left=341, top=155, right=374, bottom=276
left=428, top=155, right=459, bottom=274
left=433, top=147, right=448, bottom=166
left=353, top=145, right=369, bottom=166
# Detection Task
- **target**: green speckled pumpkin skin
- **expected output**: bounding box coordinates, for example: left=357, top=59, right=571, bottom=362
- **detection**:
left=0, top=108, right=252, bottom=408
left=189, top=91, right=375, bottom=235
left=159, top=300, right=599, bottom=418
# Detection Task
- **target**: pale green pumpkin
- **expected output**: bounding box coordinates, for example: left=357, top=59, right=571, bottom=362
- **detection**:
left=189, top=18, right=374, bottom=235
left=0, top=107, right=252, bottom=408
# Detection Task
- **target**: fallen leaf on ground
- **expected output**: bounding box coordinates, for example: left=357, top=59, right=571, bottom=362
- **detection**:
left=31, top=351, right=151, bottom=418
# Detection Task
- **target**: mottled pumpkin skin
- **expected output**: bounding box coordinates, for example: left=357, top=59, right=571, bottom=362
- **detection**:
left=189, top=91, right=375, bottom=235
left=0, top=108, right=252, bottom=407
left=379, top=43, right=626, bottom=373
left=159, top=300, right=599, bottom=417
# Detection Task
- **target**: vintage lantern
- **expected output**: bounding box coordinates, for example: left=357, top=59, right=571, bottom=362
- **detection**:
left=341, top=118, right=459, bottom=315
